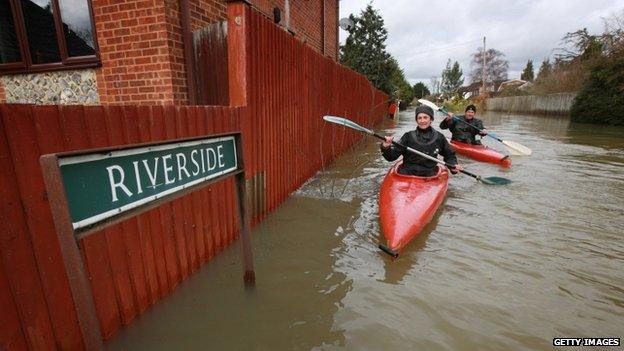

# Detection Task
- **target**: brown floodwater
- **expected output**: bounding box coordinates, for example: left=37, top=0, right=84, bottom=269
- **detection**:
left=106, top=109, right=624, bottom=350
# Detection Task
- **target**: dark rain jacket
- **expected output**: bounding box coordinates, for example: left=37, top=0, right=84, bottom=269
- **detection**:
left=380, top=126, right=458, bottom=177
left=439, top=115, right=484, bottom=145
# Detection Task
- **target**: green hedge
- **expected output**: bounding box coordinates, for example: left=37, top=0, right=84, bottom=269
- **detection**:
left=570, top=57, right=624, bottom=125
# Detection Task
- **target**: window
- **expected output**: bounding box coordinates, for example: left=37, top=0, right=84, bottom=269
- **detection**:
left=0, top=0, right=99, bottom=74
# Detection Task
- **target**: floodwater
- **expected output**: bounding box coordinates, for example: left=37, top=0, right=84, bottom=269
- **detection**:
left=106, top=109, right=624, bottom=350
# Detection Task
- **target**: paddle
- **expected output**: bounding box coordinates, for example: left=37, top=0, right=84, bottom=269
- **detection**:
left=323, top=115, right=511, bottom=186
left=418, top=99, right=532, bottom=156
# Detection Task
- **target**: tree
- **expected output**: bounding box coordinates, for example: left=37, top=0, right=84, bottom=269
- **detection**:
left=413, top=82, right=430, bottom=99
left=441, top=59, right=464, bottom=96
left=340, top=4, right=393, bottom=94
left=535, top=58, right=552, bottom=81
left=470, top=48, right=509, bottom=86
left=386, top=57, right=414, bottom=105
left=570, top=10, right=624, bottom=125
left=556, top=28, right=600, bottom=62
left=520, top=59, right=534, bottom=81
left=429, top=77, right=441, bottom=95
left=570, top=56, right=624, bottom=125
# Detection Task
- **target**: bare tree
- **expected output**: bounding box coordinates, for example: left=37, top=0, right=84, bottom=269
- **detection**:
left=470, top=48, right=509, bottom=84
left=429, top=76, right=441, bottom=95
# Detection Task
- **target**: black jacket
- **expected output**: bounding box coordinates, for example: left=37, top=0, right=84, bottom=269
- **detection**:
left=439, top=115, right=484, bottom=145
left=381, top=127, right=458, bottom=176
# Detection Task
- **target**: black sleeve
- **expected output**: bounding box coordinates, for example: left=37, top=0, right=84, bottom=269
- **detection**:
left=439, top=117, right=453, bottom=130
left=380, top=134, right=406, bottom=161
left=474, top=119, right=484, bottom=131
left=439, top=134, right=458, bottom=166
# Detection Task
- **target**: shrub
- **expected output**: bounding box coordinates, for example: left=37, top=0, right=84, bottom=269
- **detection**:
left=570, top=56, right=624, bottom=125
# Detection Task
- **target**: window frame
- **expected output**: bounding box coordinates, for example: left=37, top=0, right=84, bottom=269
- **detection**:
left=0, top=0, right=101, bottom=75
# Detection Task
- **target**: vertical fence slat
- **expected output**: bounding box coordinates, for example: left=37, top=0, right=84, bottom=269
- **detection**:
left=188, top=108, right=207, bottom=264
left=176, top=107, right=200, bottom=272
left=101, top=106, right=139, bottom=326
left=80, top=106, right=123, bottom=339
left=150, top=106, right=180, bottom=292
left=111, top=107, right=150, bottom=315
left=0, top=257, right=28, bottom=350
left=138, top=106, right=170, bottom=298
left=10, top=105, right=86, bottom=350
left=0, top=105, right=57, bottom=350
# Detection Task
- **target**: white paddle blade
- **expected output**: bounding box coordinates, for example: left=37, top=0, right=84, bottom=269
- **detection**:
left=417, top=99, right=440, bottom=111
left=502, top=140, right=532, bottom=156
left=504, top=146, right=525, bottom=156
left=323, top=115, right=373, bottom=135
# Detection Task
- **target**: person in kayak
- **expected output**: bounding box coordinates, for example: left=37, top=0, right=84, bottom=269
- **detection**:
left=439, top=104, right=488, bottom=145
left=380, top=105, right=462, bottom=176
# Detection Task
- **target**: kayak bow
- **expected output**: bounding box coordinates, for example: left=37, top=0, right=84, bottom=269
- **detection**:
left=378, top=162, right=449, bottom=257
left=450, top=140, right=512, bottom=168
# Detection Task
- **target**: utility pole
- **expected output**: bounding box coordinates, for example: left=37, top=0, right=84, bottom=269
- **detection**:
left=482, top=36, right=486, bottom=94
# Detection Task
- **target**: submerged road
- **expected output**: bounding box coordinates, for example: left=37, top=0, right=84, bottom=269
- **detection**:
left=106, top=109, right=624, bottom=350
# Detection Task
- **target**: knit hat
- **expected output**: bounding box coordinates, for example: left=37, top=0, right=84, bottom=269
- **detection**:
left=465, top=104, right=477, bottom=113
left=415, top=105, right=434, bottom=120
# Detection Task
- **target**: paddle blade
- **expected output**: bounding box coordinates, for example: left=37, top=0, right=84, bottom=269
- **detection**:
left=417, top=99, right=440, bottom=111
left=480, top=176, right=512, bottom=185
left=323, top=115, right=373, bottom=135
left=502, top=140, right=532, bottom=156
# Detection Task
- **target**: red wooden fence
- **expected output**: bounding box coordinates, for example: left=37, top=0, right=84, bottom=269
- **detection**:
left=242, top=6, right=387, bottom=221
left=0, top=3, right=387, bottom=350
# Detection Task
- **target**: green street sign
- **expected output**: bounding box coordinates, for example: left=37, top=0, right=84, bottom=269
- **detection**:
left=59, top=136, right=238, bottom=230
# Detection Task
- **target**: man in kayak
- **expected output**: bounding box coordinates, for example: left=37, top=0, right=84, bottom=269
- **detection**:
left=380, top=105, right=461, bottom=176
left=439, top=104, right=488, bottom=145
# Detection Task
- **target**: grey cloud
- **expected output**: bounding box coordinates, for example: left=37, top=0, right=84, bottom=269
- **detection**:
left=340, top=0, right=624, bottom=85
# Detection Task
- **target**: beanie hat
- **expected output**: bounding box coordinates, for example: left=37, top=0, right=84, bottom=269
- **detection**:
left=465, top=104, right=477, bottom=113
left=415, top=105, right=434, bottom=120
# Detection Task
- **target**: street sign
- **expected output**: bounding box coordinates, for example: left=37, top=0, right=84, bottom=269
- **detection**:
left=58, top=136, right=237, bottom=230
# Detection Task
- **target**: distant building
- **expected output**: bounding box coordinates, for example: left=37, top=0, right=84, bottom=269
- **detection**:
left=458, top=80, right=506, bottom=98
left=497, top=79, right=532, bottom=92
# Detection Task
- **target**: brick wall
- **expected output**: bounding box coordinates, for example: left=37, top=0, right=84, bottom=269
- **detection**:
left=190, top=0, right=227, bottom=31
left=325, top=0, right=338, bottom=59
left=290, top=1, right=323, bottom=55
left=0, top=0, right=338, bottom=105
left=0, top=83, right=5, bottom=103
left=93, top=0, right=172, bottom=104
left=91, top=0, right=230, bottom=105
left=248, top=0, right=338, bottom=60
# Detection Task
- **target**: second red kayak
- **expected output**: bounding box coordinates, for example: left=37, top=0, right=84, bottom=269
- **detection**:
left=449, top=140, right=511, bottom=168
left=379, top=162, right=449, bottom=257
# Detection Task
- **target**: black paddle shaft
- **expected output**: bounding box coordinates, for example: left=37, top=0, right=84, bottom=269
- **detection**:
left=439, top=108, right=504, bottom=143
left=372, top=132, right=482, bottom=181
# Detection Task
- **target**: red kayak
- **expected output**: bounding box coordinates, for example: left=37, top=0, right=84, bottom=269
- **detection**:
left=379, top=162, right=449, bottom=257
left=450, top=140, right=511, bottom=168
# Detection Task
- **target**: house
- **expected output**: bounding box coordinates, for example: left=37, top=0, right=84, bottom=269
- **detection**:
left=0, top=0, right=339, bottom=105
left=458, top=80, right=506, bottom=98
left=497, top=79, right=530, bottom=92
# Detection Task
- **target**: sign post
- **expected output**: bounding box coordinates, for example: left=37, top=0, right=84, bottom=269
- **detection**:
left=41, top=133, right=254, bottom=350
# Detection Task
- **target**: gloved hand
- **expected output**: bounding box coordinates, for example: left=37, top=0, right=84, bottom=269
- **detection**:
left=449, top=164, right=463, bottom=174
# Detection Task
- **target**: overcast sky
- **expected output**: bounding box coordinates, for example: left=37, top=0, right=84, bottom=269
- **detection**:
left=339, top=0, right=624, bottom=87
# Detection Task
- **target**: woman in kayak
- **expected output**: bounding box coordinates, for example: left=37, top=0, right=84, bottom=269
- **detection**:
left=439, top=104, right=488, bottom=145
left=380, top=105, right=462, bottom=176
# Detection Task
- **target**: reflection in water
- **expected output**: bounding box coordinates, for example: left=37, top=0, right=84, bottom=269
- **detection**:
left=107, top=110, right=624, bottom=350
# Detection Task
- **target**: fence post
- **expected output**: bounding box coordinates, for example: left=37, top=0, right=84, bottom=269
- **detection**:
left=228, top=1, right=249, bottom=107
